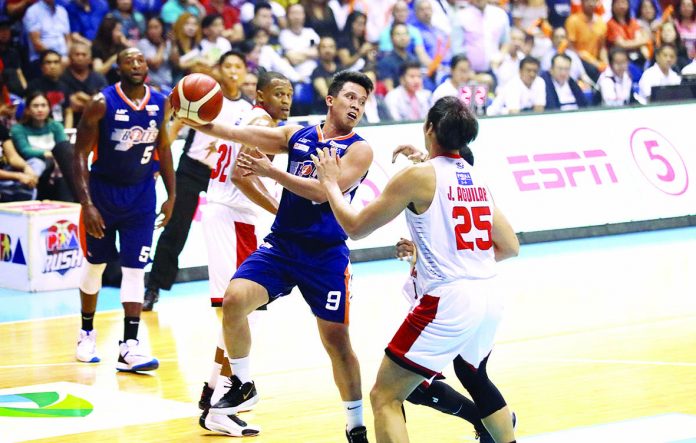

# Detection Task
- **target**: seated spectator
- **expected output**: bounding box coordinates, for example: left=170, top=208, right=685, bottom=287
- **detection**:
left=137, top=17, right=174, bottom=90
left=27, top=50, right=73, bottom=128
left=240, top=70, right=258, bottom=100
left=92, top=16, right=130, bottom=84
left=199, top=14, right=232, bottom=70
left=0, top=18, right=27, bottom=97
left=385, top=60, right=432, bottom=121
left=379, top=0, right=431, bottom=68
left=541, top=26, right=594, bottom=86
left=60, top=42, right=108, bottom=126
left=565, top=0, right=609, bottom=80
left=675, top=0, right=696, bottom=59
left=170, top=12, right=203, bottom=81
left=361, top=67, right=392, bottom=123
left=251, top=28, right=303, bottom=82
left=328, top=0, right=368, bottom=31
left=202, top=0, right=244, bottom=42
left=512, top=0, right=549, bottom=30
left=240, top=0, right=287, bottom=34
left=495, top=27, right=528, bottom=91
left=682, top=55, right=696, bottom=71
left=305, top=0, right=339, bottom=38
left=487, top=56, right=546, bottom=115
left=598, top=47, right=634, bottom=105
left=411, top=0, right=451, bottom=77
left=547, top=0, right=572, bottom=28
left=63, top=0, right=110, bottom=46
left=111, top=0, right=147, bottom=45
left=310, top=36, right=340, bottom=114
left=0, top=124, right=42, bottom=202
left=23, top=0, right=71, bottom=71
left=377, top=23, right=420, bottom=92
left=243, top=2, right=280, bottom=44
left=636, top=0, right=663, bottom=33
left=541, top=52, right=588, bottom=109
left=657, top=20, right=692, bottom=70
left=431, top=54, right=494, bottom=102
left=279, top=3, right=320, bottom=80
left=132, top=0, right=163, bottom=17
left=161, top=0, right=205, bottom=27
left=606, top=0, right=651, bottom=71
left=638, top=43, right=681, bottom=99
left=337, top=11, right=376, bottom=71
left=454, top=0, right=510, bottom=74
left=10, top=91, right=72, bottom=201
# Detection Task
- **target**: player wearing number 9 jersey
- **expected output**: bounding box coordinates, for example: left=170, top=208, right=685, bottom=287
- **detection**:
left=312, top=96, right=520, bottom=443
left=72, top=48, right=176, bottom=372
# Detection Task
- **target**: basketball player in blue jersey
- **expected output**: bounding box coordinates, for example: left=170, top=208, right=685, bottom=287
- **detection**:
left=73, top=47, right=176, bottom=372
left=179, top=70, right=373, bottom=443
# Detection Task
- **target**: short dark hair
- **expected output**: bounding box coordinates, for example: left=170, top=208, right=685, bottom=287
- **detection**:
left=22, top=90, right=52, bottom=124
left=40, top=49, right=61, bottom=64
left=257, top=70, right=290, bottom=91
left=551, top=53, right=572, bottom=67
left=519, top=55, right=540, bottom=70
left=390, top=22, right=408, bottom=38
left=254, top=1, right=272, bottom=14
left=218, top=49, right=247, bottom=66
left=426, top=96, right=478, bottom=157
left=450, top=54, right=470, bottom=70
left=399, top=60, right=422, bottom=78
left=202, top=13, right=222, bottom=29
left=656, top=43, right=677, bottom=56
left=608, top=46, right=628, bottom=64
left=327, top=70, right=374, bottom=97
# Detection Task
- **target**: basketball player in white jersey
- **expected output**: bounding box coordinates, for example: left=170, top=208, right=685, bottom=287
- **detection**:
left=312, top=96, right=520, bottom=443
left=199, top=70, right=293, bottom=436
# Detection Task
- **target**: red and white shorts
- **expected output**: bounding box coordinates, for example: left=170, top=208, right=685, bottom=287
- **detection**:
left=387, top=277, right=505, bottom=378
left=202, top=203, right=258, bottom=307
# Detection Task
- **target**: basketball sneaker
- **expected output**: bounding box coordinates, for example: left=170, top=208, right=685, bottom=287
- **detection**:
left=209, top=375, right=259, bottom=415
left=204, top=410, right=261, bottom=437
left=116, top=339, right=159, bottom=372
left=199, top=382, right=214, bottom=410
left=142, top=286, right=159, bottom=311
left=76, top=329, right=100, bottom=363
left=346, top=425, right=369, bottom=443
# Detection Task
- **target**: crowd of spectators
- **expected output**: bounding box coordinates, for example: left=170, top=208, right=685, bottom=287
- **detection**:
left=1, top=0, right=696, bottom=202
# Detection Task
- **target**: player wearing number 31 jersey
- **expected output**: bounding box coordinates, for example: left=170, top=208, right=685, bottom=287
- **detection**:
left=313, top=96, right=520, bottom=443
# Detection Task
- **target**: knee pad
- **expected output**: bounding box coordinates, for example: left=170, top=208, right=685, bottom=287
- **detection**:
left=120, top=267, right=145, bottom=303
left=454, top=356, right=506, bottom=418
left=80, top=262, right=107, bottom=294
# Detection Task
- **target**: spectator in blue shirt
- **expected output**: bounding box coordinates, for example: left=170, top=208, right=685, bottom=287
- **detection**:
left=23, top=0, right=71, bottom=67
left=377, top=23, right=420, bottom=92
left=161, top=0, right=205, bottom=27
left=61, top=0, right=110, bottom=43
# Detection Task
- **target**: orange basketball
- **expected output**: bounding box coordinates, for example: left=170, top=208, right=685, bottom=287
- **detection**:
left=170, top=73, right=223, bottom=124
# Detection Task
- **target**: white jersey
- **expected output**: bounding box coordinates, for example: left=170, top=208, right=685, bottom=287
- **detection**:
left=406, top=154, right=497, bottom=294
left=205, top=106, right=271, bottom=220
left=186, top=95, right=252, bottom=169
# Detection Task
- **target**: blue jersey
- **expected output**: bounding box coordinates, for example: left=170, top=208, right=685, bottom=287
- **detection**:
left=90, top=83, right=166, bottom=185
left=271, top=125, right=367, bottom=244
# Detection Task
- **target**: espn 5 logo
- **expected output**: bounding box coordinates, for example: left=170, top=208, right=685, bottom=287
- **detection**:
left=507, top=150, right=618, bottom=191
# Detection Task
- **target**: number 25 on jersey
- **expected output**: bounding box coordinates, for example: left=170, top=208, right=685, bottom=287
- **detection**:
left=452, top=206, right=492, bottom=251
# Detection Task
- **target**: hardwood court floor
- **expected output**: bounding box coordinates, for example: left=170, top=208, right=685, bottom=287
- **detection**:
left=1, top=228, right=695, bottom=442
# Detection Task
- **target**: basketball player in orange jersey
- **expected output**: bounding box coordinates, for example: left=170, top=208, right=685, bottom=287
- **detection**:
left=198, top=70, right=293, bottom=437
left=312, top=96, right=519, bottom=443
left=179, top=70, right=374, bottom=443
left=73, top=47, right=176, bottom=371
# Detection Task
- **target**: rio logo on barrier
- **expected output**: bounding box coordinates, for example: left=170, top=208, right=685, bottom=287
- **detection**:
left=507, top=150, right=618, bottom=191
left=42, top=220, right=83, bottom=275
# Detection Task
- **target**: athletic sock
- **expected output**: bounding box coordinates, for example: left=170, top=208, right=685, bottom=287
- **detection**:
left=343, top=400, right=364, bottom=430
left=81, top=311, right=95, bottom=331
left=124, top=316, right=140, bottom=341
left=229, top=356, right=251, bottom=383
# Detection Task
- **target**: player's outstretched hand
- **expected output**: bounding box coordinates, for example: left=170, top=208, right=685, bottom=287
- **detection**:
left=82, top=203, right=106, bottom=239
left=310, top=147, right=340, bottom=185
left=392, top=144, right=428, bottom=164
left=157, top=197, right=175, bottom=228
left=237, top=147, right=275, bottom=177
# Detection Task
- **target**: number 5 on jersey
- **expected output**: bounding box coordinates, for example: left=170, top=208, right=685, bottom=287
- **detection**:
left=452, top=206, right=492, bottom=251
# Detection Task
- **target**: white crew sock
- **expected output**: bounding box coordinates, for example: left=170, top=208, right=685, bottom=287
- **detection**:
left=229, top=356, right=252, bottom=383
left=344, top=400, right=364, bottom=430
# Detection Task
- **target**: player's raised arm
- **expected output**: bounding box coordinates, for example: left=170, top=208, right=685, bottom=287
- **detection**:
left=312, top=147, right=431, bottom=239
left=155, top=100, right=176, bottom=228
left=73, top=94, right=107, bottom=238
left=180, top=117, right=302, bottom=155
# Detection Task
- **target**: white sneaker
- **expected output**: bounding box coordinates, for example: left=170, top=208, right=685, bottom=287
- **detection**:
left=116, top=339, right=159, bottom=372
left=76, top=329, right=100, bottom=363
left=204, top=410, right=261, bottom=437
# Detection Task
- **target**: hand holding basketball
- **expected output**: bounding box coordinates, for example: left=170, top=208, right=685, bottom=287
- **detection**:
left=169, top=73, right=223, bottom=125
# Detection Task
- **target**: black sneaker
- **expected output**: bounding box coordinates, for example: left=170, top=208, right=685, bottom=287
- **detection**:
left=198, top=382, right=213, bottom=410
left=142, top=286, right=159, bottom=311
left=209, top=375, right=259, bottom=415
left=346, top=425, right=368, bottom=443
left=199, top=409, right=210, bottom=430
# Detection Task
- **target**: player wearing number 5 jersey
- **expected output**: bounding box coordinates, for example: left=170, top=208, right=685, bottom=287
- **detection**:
left=73, top=48, right=176, bottom=372
left=312, top=96, right=520, bottom=443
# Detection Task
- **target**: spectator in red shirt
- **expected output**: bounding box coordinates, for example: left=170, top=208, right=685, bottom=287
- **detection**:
left=201, top=0, right=243, bottom=42
left=607, top=0, right=651, bottom=70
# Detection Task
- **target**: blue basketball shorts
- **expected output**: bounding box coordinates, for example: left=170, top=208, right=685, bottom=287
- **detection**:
left=81, top=176, right=157, bottom=269
left=233, top=233, right=353, bottom=324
